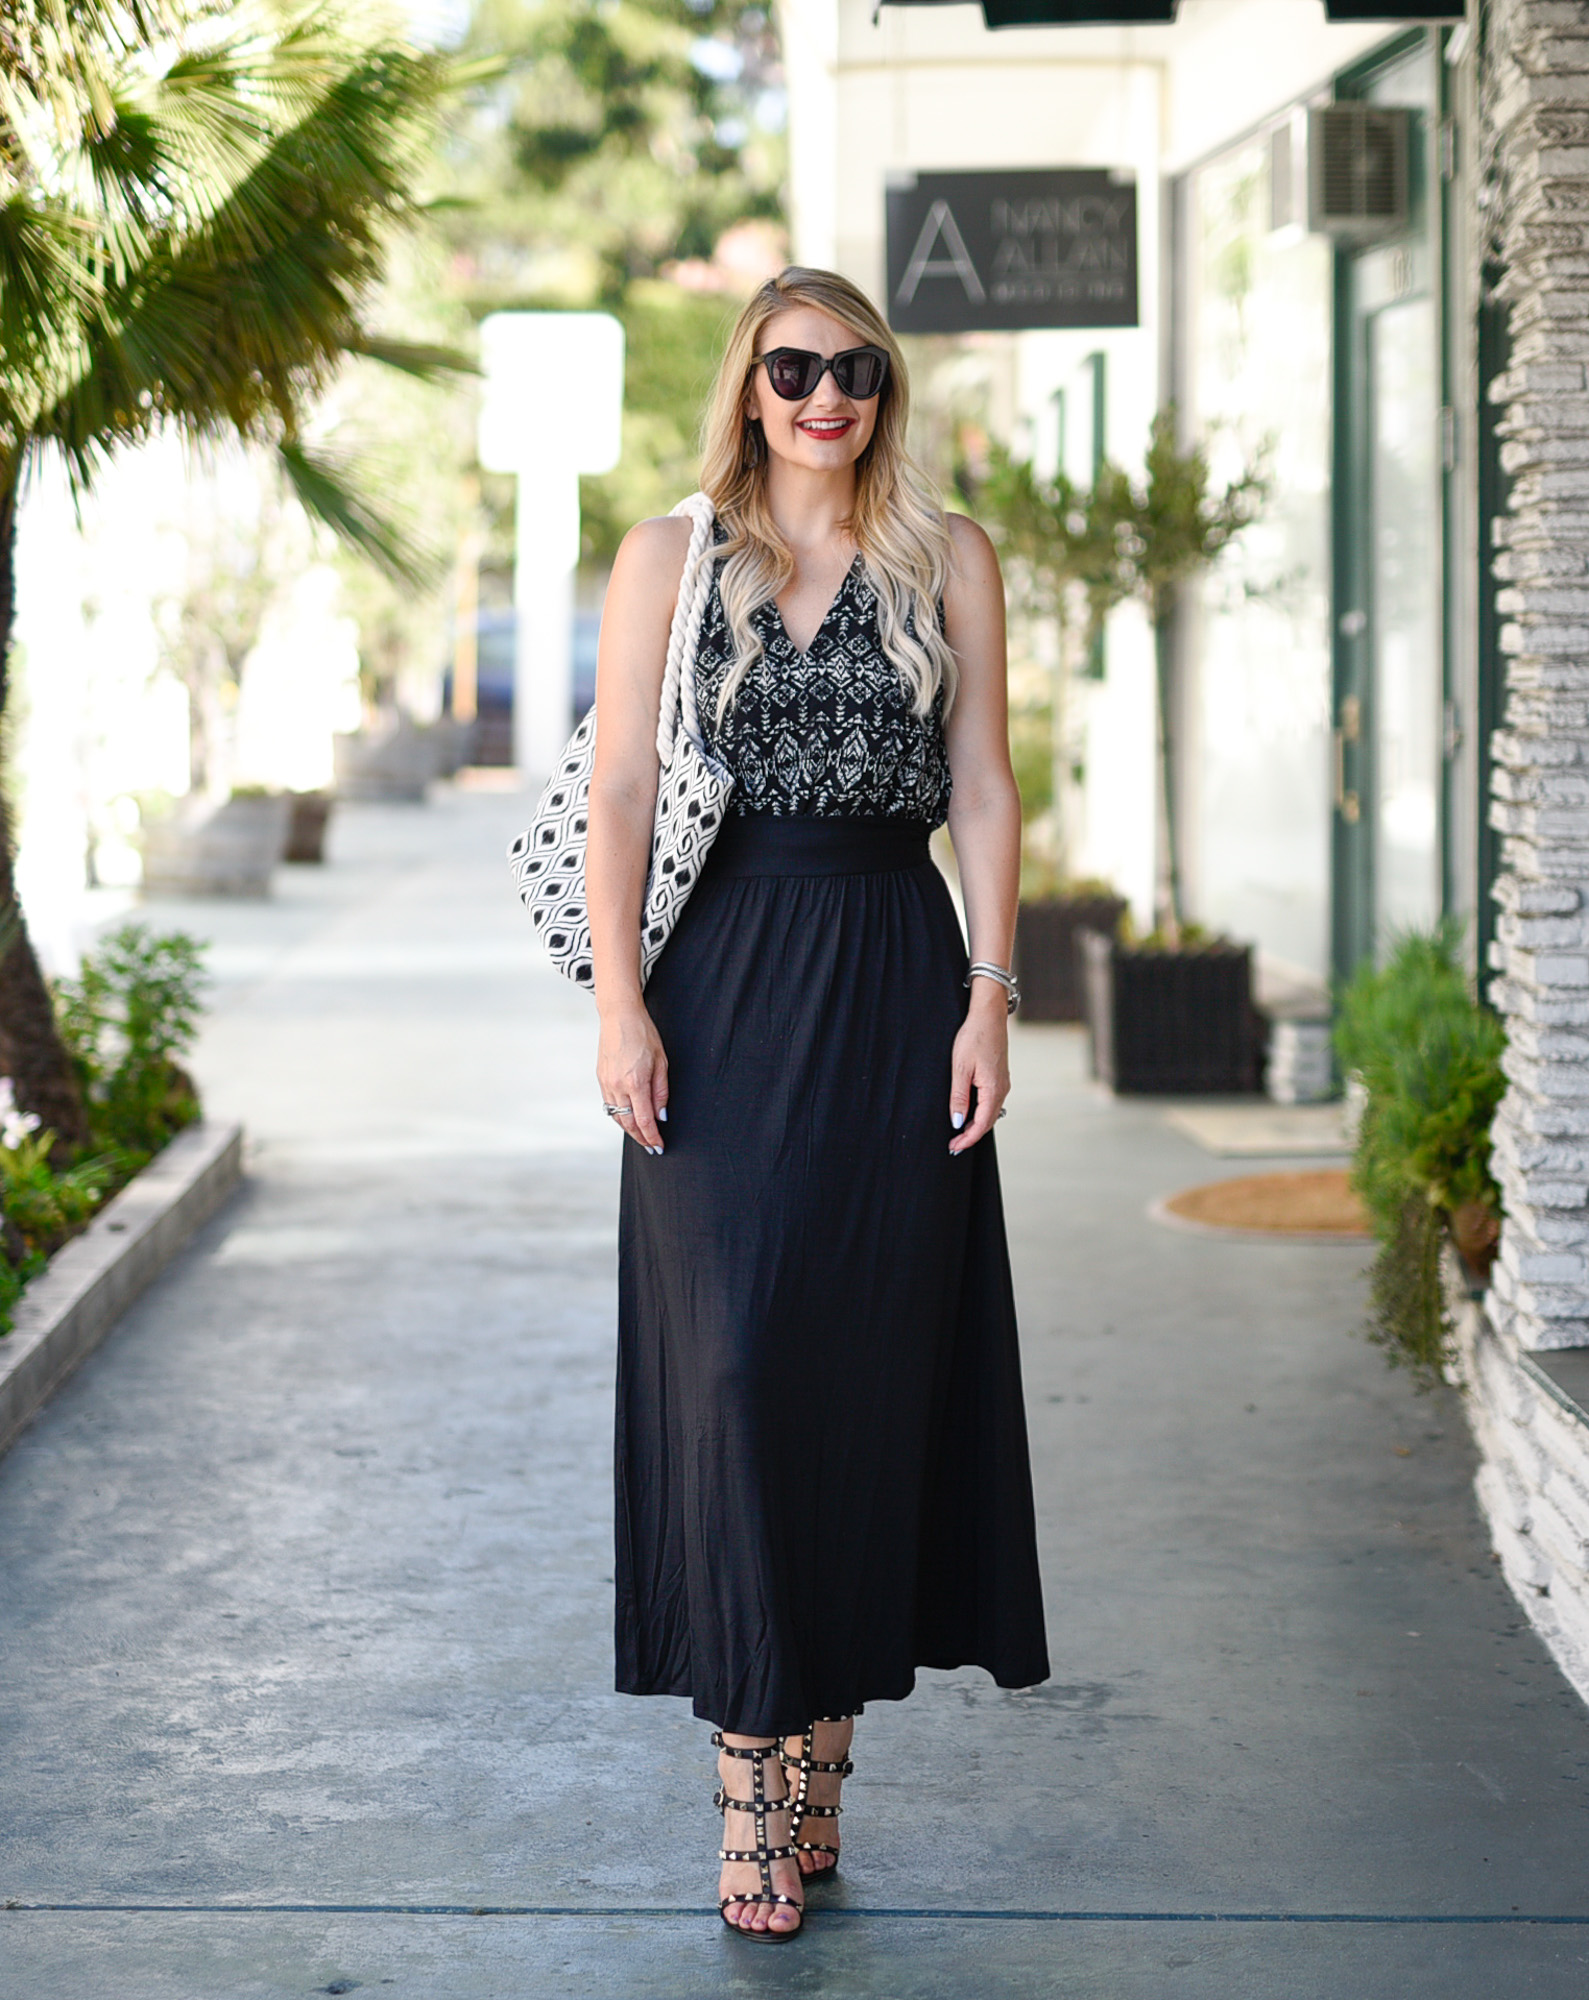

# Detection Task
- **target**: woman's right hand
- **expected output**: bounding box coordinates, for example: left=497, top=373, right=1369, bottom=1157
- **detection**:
left=597, top=1002, right=670, bottom=1155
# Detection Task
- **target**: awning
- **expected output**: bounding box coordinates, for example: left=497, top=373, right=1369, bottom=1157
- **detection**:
left=878, top=0, right=1462, bottom=24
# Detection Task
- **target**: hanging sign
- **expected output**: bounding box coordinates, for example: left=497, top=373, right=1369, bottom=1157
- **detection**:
left=884, top=168, right=1138, bottom=334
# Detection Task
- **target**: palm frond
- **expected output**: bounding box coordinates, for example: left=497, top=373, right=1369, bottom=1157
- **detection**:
left=346, top=333, right=476, bottom=381
left=115, top=47, right=277, bottom=219
left=32, top=15, right=454, bottom=448
left=276, top=439, right=440, bottom=585
left=0, top=197, right=97, bottom=438
left=13, top=0, right=464, bottom=595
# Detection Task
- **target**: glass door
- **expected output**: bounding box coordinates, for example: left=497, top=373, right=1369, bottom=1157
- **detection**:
left=1368, top=288, right=1442, bottom=934
left=1332, top=36, right=1445, bottom=976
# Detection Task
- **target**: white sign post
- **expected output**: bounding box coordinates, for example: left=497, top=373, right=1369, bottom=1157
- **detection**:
left=477, top=312, right=625, bottom=779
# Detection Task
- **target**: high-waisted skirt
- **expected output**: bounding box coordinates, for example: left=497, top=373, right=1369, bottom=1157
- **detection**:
left=614, top=813, right=1050, bottom=1735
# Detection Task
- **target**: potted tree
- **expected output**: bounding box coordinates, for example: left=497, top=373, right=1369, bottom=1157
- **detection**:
left=1070, top=414, right=1268, bottom=1092
left=974, top=446, right=1126, bottom=1020
left=284, top=791, right=335, bottom=862
left=332, top=711, right=442, bottom=801
left=140, top=788, right=291, bottom=898
left=145, top=480, right=308, bottom=895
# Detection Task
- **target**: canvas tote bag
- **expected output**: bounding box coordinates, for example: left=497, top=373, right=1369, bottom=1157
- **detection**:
left=507, top=492, right=732, bottom=990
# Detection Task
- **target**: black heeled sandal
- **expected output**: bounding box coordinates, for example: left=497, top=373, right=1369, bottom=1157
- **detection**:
left=712, top=1733, right=804, bottom=1941
left=781, top=1716, right=854, bottom=1881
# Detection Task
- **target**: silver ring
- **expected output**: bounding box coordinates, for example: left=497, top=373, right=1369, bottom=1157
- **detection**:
left=603, top=1103, right=632, bottom=1118
left=997, top=1107, right=1007, bottom=1119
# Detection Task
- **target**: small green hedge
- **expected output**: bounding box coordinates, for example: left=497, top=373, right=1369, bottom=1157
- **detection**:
left=1335, top=922, right=1506, bottom=1387
left=0, top=924, right=208, bottom=1332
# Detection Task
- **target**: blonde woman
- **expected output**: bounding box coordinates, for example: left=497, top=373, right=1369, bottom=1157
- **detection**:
left=586, top=268, right=1048, bottom=1940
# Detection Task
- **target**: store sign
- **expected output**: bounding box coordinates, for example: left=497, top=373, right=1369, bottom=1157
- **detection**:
left=884, top=168, right=1138, bottom=334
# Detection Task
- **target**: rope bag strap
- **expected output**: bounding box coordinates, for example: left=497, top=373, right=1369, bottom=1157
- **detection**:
left=655, top=491, right=719, bottom=766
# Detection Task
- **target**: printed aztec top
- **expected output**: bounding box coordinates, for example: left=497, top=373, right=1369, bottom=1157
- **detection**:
left=695, top=551, right=953, bottom=826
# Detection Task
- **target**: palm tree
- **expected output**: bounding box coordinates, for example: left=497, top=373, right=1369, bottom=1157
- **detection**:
left=0, top=1, right=467, bottom=1146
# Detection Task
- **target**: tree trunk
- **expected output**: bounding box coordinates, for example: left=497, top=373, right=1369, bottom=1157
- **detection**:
left=1048, top=606, right=1073, bottom=889
left=1152, top=610, right=1184, bottom=944
left=0, top=471, right=92, bottom=1153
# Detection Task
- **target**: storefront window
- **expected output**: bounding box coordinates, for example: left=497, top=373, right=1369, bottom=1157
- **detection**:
left=1181, top=133, right=1334, bottom=984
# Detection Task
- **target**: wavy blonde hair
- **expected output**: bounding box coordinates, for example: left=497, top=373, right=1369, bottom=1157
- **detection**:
left=697, top=266, right=957, bottom=725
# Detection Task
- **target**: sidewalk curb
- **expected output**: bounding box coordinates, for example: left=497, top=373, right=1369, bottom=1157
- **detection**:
left=0, top=1120, right=243, bottom=1460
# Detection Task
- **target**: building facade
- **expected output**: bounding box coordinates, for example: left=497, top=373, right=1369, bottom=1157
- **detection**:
left=780, top=0, right=1482, bottom=1001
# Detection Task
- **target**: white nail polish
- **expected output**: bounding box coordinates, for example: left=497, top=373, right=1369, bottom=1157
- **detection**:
left=951, top=1111, right=966, bottom=1130
left=658, top=1107, right=668, bottom=1122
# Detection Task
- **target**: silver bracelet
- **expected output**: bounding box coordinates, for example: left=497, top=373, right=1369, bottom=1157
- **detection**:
left=965, top=961, right=1020, bottom=1015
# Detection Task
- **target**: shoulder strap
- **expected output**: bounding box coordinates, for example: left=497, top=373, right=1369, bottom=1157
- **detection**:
left=656, top=491, right=718, bottom=765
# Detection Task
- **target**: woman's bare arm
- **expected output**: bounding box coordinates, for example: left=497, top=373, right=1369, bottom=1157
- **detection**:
left=941, top=511, right=1020, bottom=1155
left=585, top=513, right=692, bottom=1154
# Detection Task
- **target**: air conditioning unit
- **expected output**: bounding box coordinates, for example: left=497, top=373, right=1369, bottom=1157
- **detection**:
left=1307, top=103, right=1410, bottom=241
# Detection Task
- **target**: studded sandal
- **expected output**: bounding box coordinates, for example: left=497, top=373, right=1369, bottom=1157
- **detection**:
left=781, top=1716, right=854, bottom=1880
left=712, top=1733, right=804, bottom=1941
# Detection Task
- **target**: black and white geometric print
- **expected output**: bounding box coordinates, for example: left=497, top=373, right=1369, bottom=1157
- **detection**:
left=508, top=491, right=731, bottom=993
left=507, top=710, right=600, bottom=988
left=507, top=711, right=732, bottom=992
left=637, top=729, right=731, bottom=979
left=696, top=555, right=953, bottom=827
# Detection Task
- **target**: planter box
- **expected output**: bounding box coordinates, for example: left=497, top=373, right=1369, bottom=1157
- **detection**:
left=140, top=794, right=290, bottom=898
left=1013, top=895, right=1128, bottom=1022
left=333, top=716, right=451, bottom=801
left=1081, top=929, right=1261, bottom=1095
left=429, top=715, right=478, bottom=778
left=284, top=791, right=333, bottom=863
left=0, top=1121, right=242, bottom=1459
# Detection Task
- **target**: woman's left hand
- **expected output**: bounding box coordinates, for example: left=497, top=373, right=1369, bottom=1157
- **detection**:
left=948, top=988, right=1010, bottom=1154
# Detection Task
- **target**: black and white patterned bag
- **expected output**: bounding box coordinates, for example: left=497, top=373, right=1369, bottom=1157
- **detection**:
left=507, top=492, right=732, bottom=991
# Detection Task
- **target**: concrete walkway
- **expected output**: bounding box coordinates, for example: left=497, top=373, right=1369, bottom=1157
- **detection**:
left=2, top=790, right=1587, bottom=1999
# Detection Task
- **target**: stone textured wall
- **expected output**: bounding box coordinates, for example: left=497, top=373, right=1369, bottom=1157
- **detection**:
left=1451, top=1286, right=1589, bottom=1700
left=1486, top=0, right=1589, bottom=1351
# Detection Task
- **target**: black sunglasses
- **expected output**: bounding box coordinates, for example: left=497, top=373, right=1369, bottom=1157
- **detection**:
left=756, top=345, right=890, bottom=402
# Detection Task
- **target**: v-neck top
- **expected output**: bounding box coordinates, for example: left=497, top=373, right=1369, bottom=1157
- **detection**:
left=694, top=547, right=953, bottom=825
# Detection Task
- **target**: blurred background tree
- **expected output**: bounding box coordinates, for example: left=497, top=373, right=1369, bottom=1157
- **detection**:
left=446, top=0, right=784, bottom=306
left=437, top=0, right=788, bottom=585
left=161, top=486, right=294, bottom=805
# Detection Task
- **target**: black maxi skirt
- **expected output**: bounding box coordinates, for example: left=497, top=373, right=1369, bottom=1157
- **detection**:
left=615, top=814, right=1050, bottom=1736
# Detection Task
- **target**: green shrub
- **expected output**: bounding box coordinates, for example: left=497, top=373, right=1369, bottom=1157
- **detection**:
left=0, top=1088, right=111, bottom=1333
left=54, top=924, right=209, bottom=1165
left=0, top=1249, right=39, bottom=1332
left=0, top=1125, right=114, bottom=1256
left=0, top=925, right=210, bottom=1334
left=1335, top=920, right=1506, bottom=1386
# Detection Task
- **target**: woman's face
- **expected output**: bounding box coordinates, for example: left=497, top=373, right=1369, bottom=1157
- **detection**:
left=746, top=306, right=884, bottom=475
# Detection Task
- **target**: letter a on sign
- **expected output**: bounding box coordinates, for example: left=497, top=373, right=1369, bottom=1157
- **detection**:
left=896, top=199, right=986, bottom=306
